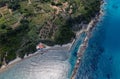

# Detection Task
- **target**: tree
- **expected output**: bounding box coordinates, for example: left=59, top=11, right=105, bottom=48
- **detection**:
left=8, top=1, right=20, bottom=11
left=54, top=25, right=75, bottom=45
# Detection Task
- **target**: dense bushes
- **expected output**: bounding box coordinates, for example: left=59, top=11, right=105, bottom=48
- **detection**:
left=8, top=2, right=20, bottom=11
left=55, top=25, right=75, bottom=45
left=0, top=0, right=101, bottom=66
left=0, top=19, right=39, bottom=63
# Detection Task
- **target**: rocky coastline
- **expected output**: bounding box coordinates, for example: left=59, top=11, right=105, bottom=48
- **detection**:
left=0, top=0, right=105, bottom=78
left=70, top=1, right=105, bottom=79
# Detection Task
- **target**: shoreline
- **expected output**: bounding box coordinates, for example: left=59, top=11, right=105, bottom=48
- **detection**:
left=0, top=0, right=105, bottom=77
left=0, top=44, right=71, bottom=73
left=70, top=0, right=105, bottom=79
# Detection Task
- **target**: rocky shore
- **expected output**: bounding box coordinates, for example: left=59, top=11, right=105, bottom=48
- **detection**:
left=70, top=1, right=105, bottom=79
left=0, top=1, right=105, bottom=79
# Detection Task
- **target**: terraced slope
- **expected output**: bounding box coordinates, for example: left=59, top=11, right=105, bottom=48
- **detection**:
left=0, top=0, right=101, bottom=66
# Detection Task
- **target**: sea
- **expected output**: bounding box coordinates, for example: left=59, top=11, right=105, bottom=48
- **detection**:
left=75, top=0, right=120, bottom=79
left=0, top=0, right=120, bottom=79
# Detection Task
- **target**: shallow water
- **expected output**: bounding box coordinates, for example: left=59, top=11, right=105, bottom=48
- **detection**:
left=0, top=32, right=86, bottom=79
left=0, top=0, right=120, bottom=79
left=68, top=32, right=86, bottom=78
left=0, top=50, right=70, bottom=79
left=76, top=0, right=120, bottom=79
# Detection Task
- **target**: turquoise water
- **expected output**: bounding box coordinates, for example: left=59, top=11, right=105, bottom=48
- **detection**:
left=0, top=32, right=86, bottom=79
left=76, top=0, right=120, bottom=79
left=0, top=0, right=120, bottom=79
left=68, top=32, right=86, bottom=78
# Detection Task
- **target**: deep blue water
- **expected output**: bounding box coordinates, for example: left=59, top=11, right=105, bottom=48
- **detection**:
left=76, top=0, right=120, bottom=79
left=0, top=0, right=120, bottom=79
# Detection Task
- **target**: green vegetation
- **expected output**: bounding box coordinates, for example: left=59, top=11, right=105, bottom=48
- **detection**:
left=0, top=0, right=101, bottom=66
left=55, top=25, right=75, bottom=45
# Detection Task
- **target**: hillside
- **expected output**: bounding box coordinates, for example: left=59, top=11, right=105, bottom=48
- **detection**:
left=0, top=0, right=101, bottom=66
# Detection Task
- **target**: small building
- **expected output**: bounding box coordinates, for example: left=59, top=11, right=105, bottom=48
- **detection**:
left=36, top=43, right=45, bottom=50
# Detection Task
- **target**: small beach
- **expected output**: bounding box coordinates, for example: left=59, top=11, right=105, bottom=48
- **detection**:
left=0, top=44, right=71, bottom=72
left=0, top=1, right=103, bottom=79
left=0, top=45, right=71, bottom=79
